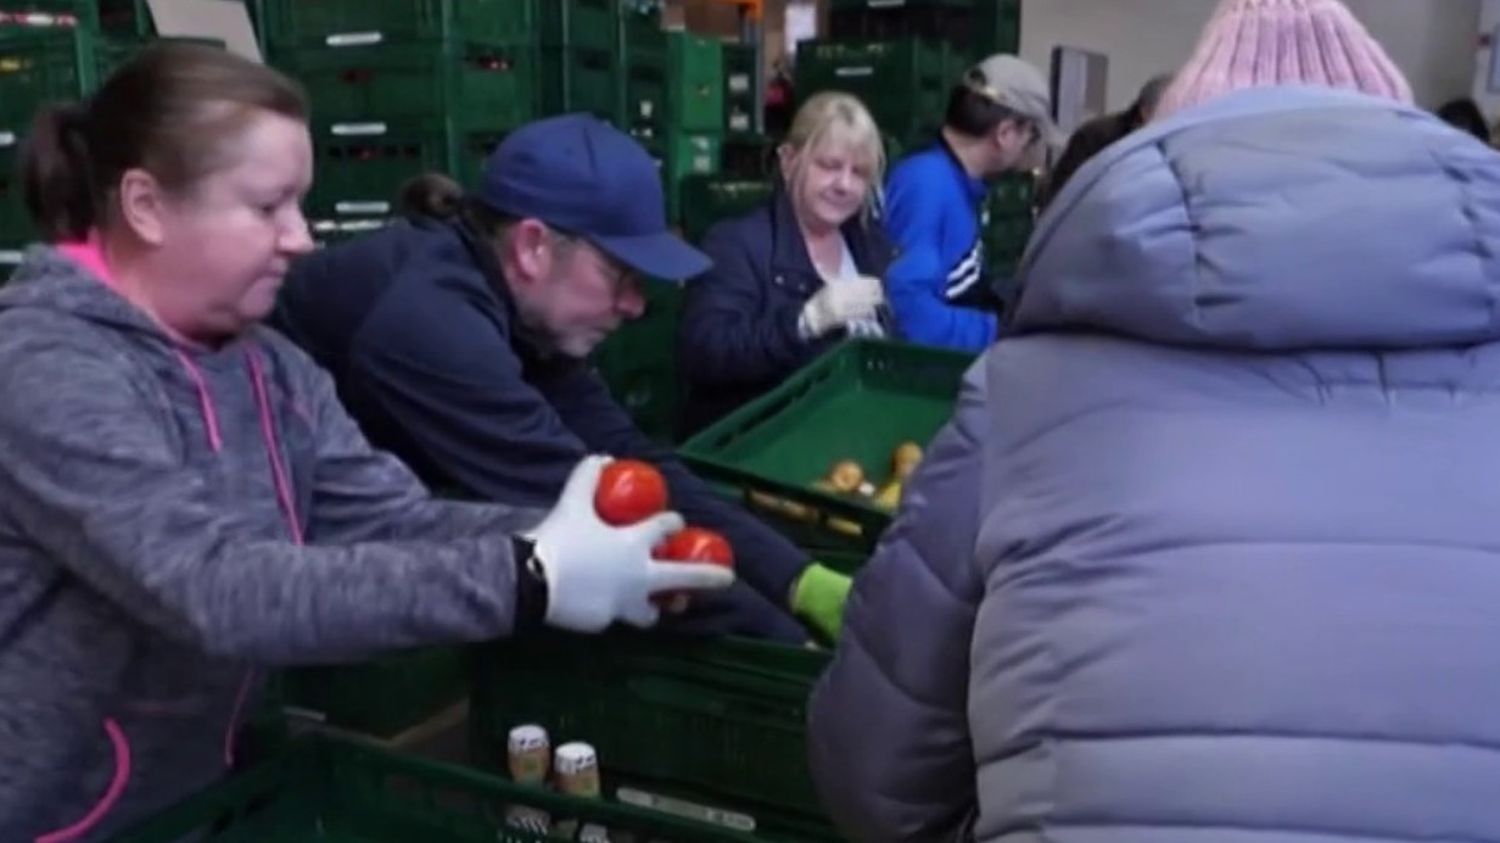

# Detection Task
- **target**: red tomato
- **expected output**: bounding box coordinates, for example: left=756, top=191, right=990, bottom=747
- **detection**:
left=652, top=527, right=735, bottom=568
left=651, top=527, right=735, bottom=611
left=593, top=459, right=669, bottom=526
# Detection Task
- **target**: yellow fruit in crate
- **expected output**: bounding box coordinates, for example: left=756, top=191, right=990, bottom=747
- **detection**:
left=873, top=480, right=903, bottom=512
left=814, top=459, right=865, bottom=494
left=892, top=441, right=924, bottom=480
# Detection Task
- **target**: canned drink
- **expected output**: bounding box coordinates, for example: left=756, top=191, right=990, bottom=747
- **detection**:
left=554, top=741, right=601, bottom=798
left=507, top=724, right=551, bottom=786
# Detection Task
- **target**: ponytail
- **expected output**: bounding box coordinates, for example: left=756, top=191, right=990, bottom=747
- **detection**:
left=20, top=101, right=96, bottom=241
left=396, top=172, right=463, bottom=221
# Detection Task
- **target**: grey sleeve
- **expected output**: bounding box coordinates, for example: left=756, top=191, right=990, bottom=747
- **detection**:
left=807, top=363, right=988, bottom=842
left=0, top=336, right=524, bottom=665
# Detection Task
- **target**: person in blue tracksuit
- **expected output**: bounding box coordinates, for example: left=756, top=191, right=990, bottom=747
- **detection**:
left=273, top=115, right=855, bottom=645
left=883, top=54, right=1057, bottom=353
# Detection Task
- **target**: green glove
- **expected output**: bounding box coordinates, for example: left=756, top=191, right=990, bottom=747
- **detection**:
left=791, top=562, right=853, bottom=643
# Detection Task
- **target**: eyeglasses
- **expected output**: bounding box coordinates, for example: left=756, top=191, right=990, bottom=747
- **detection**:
left=545, top=226, right=640, bottom=305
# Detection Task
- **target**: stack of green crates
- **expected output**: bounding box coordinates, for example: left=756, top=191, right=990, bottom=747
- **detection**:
left=539, top=0, right=621, bottom=120
left=618, top=1, right=666, bottom=146
left=983, top=170, right=1037, bottom=313
left=794, top=37, right=957, bottom=151
left=662, top=31, right=724, bottom=221
left=0, top=3, right=236, bottom=273
left=263, top=0, right=540, bottom=241
left=722, top=41, right=757, bottom=139
left=678, top=174, right=772, bottom=244
left=590, top=277, right=682, bottom=444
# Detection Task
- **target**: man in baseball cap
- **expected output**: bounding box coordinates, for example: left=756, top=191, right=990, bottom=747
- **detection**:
left=882, top=53, right=1055, bottom=352
left=273, top=114, right=844, bottom=644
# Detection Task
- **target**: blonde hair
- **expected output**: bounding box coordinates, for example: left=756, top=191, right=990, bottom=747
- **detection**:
left=780, top=91, right=886, bottom=220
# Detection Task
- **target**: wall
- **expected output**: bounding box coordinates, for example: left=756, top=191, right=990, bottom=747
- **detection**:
left=1020, top=0, right=1481, bottom=114
left=1471, top=0, right=1500, bottom=116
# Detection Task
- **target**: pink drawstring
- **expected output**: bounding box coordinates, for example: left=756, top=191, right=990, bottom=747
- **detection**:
left=219, top=347, right=305, bottom=769
left=172, top=350, right=223, bottom=453
left=35, top=719, right=131, bottom=843
left=245, top=348, right=304, bottom=546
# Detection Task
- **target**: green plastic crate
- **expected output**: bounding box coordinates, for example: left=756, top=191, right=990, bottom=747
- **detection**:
left=663, top=132, right=722, bottom=222
left=109, top=734, right=764, bottom=843
left=539, top=0, right=619, bottom=52
left=678, top=175, right=771, bottom=244
left=539, top=46, right=618, bottom=122
left=680, top=340, right=971, bottom=553
left=592, top=278, right=683, bottom=443
left=622, top=53, right=667, bottom=143
left=276, top=646, right=466, bottom=739
left=0, top=26, right=97, bottom=133
left=284, top=41, right=536, bottom=132
left=829, top=0, right=970, bottom=8
left=263, top=0, right=532, bottom=50
left=722, top=42, right=757, bottom=137
left=795, top=38, right=952, bottom=150
left=620, top=2, right=665, bottom=57
left=0, top=135, right=31, bottom=245
left=974, top=0, right=1022, bottom=56
left=471, top=634, right=842, bottom=841
left=667, top=31, right=723, bottom=132
left=307, top=123, right=456, bottom=217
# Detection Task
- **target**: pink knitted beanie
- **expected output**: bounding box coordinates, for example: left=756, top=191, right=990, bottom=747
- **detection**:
left=1155, top=0, right=1414, bottom=120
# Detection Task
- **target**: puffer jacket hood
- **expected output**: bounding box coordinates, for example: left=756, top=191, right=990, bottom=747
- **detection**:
left=1017, top=85, right=1500, bottom=349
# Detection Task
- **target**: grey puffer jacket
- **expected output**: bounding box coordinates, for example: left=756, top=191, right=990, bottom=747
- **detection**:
left=0, top=247, right=538, bottom=841
left=809, top=86, right=1500, bottom=843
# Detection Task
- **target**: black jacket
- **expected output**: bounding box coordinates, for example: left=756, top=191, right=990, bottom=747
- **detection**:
left=677, top=191, right=895, bottom=437
left=272, top=217, right=809, bottom=640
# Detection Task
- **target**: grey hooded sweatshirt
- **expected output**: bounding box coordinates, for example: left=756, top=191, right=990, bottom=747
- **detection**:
left=0, top=247, right=538, bottom=841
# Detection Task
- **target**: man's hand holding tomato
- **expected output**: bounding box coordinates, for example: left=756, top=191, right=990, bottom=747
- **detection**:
left=594, top=458, right=853, bottom=643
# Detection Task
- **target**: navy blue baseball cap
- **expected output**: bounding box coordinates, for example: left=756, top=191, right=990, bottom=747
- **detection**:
left=476, top=113, right=711, bottom=282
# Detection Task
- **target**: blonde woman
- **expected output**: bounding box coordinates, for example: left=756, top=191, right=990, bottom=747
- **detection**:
left=678, top=92, right=893, bottom=436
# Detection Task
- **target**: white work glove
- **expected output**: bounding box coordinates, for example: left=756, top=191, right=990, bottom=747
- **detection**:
left=798, top=275, right=886, bottom=339
left=528, top=456, right=736, bottom=632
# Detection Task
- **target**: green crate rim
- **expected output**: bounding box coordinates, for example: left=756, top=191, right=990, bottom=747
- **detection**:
left=110, top=733, right=768, bottom=842
left=679, top=339, right=970, bottom=547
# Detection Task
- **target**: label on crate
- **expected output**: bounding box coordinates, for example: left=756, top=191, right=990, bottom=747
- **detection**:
left=337, top=219, right=390, bottom=233
left=326, top=32, right=384, bottom=47
left=615, top=787, right=756, bottom=834
left=640, top=101, right=655, bottom=119
left=835, top=66, right=875, bottom=78
left=0, top=132, right=14, bottom=148
left=728, top=73, right=751, bottom=93
left=691, top=155, right=713, bottom=174
left=729, top=114, right=750, bottom=131
left=0, top=250, right=23, bottom=266
left=330, top=122, right=389, bottom=137
left=334, top=201, right=392, bottom=216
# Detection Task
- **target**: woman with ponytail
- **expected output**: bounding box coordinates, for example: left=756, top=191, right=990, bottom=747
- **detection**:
left=0, top=43, right=729, bottom=842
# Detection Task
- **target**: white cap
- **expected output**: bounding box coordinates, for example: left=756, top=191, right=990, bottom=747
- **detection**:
left=964, top=54, right=1061, bottom=148
left=554, top=742, right=599, bottom=774
left=508, top=724, right=549, bottom=753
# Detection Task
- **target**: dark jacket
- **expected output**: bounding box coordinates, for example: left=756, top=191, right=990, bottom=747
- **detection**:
left=272, top=218, right=809, bottom=641
left=1040, top=108, right=1142, bottom=208
left=678, top=190, right=894, bottom=436
left=811, top=87, right=1500, bottom=842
